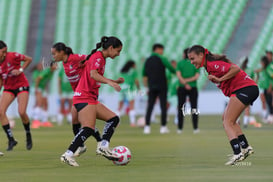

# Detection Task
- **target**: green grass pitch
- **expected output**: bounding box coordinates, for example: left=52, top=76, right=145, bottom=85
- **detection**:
left=0, top=115, right=273, bottom=182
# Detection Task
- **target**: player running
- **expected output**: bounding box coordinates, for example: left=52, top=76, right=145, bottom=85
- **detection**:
left=0, top=40, right=33, bottom=151
left=60, top=36, right=123, bottom=166
left=51, top=42, right=102, bottom=157
left=188, top=45, right=258, bottom=165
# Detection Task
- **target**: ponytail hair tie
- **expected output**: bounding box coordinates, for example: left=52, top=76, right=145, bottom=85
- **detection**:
left=204, top=49, right=209, bottom=55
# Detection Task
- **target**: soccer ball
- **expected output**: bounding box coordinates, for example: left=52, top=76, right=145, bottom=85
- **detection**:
left=112, top=146, right=132, bottom=165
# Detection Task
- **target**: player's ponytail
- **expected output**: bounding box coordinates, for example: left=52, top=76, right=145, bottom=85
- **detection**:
left=52, top=42, right=73, bottom=55
left=85, top=36, right=122, bottom=61
left=0, top=40, right=7, bottom=49
left=188, top=45, right=230, bottom=63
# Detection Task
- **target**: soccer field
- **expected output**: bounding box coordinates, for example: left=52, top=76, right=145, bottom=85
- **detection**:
left=0, top=115, right=272, bottom=182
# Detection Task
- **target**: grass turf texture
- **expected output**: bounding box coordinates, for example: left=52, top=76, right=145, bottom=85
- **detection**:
left=0, top=115, right=272, bottom=182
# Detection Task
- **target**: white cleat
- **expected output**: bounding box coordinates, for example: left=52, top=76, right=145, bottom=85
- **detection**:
left=193, top=129, right=200, bottom=134
left=143, top=126, right=151, bottom=134
left=241, top=146, right=254, bottom=159
left=225, top=153, right=244, bottom=165
left=74, top=146, right=87, bottom=157
left=0, top=151, right=4, bottom=156
left=60, top=153, right=79, bottom=167
left=177, top=129, right=183, bottom=134
left=96, top=143, right=120, bottom=161
left=160, top=126, right=170, bottom=134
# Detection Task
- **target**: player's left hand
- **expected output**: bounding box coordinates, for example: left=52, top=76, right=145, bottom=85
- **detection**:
left=116, top=77, right=125, bottom=84
left=208, top=75, right=221, bottom=83
left=11, top=69, right=22, bottom=76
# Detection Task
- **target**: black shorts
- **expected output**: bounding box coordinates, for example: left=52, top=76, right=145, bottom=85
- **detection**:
left=4, top=86, right=29, bottom=97
left=232, top=86, right=259, bottom=105
left=74, top=103, right=88, bottom=112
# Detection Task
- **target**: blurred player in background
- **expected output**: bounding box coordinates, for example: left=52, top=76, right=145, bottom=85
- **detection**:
left=30, top=62, right=43, bottom=127
left=166, top=60, right=178, bottom=124
left=51, top=42, right=101, bottom=157
left=0, top=40, right=33, bottom=151
left=118, top=60, right=140, bottom=127
left=142, top=43, right=176, bottom=134
left=255, top=56, right=270, bottom=123
left=32, top=61, right=57, bottom=128
left=176, top=48, right=200, bottom=134
left=188, top=45, right=258, bottom=165
left=57, top=65, right=73, bottom=124
left=239, top=57, right=257, bottom=127
left=60, top=36, right=123, bottom=166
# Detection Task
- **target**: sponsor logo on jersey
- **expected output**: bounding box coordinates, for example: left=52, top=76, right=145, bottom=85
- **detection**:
left=74, top=92, right=82, bottom=96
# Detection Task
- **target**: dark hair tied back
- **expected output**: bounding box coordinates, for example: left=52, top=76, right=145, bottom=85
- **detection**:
left=86, top=36, right=122, bottom=61
left=0, top=40, right=7, bottom=49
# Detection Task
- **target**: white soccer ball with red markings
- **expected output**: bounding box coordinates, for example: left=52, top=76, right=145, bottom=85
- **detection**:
left=112, top=146, right=132, bottom=165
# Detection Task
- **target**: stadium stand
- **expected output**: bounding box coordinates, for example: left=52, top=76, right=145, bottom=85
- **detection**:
left=55, top=0, right=247, bottom=91
left=249, top=4, right=273, bottom=69
left=0, top=0, right=31, bottom=54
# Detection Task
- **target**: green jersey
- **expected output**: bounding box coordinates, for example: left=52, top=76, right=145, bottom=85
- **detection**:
left=176, top=59, right=199, bottom=87
left=121, top=68, right=138, bottom=91
left=258, top=69, right=270, bottom=89
left=37, top=68, right=54, bottom=89
left=58, top=66, right=73, bottom=93
left=266, top=62, right=273, bottom=84
left=32, top=70, right=41, bottom=87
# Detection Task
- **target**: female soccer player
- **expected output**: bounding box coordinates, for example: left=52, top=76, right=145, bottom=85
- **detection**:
left=118, top=60, right=140, bottom=127
left=51, top=42, right=102, bottom=157
left=0, top=40, right=33, bottom=151
left=188, top=45, right=258, bottom=165
left=60, top=36, right=123, bottom=166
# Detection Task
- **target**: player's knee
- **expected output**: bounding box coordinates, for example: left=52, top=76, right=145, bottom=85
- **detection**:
left=18, top=110, right=27, bottom=118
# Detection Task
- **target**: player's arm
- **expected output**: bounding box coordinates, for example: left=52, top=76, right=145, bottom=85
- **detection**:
left=90, top=70, right=121, bottom=92
left=184, top=73, right=200, bottom=82
left=35, top=76, right=42, bottom=90
left=160, top=55, right=176, bottom=74
left=11, top=55, right=32, bottom=76
left=21, top=55, right=32, bottom=70
left=176, top=70, right=187, bottom=85
left=208, top=64, right=240, bottom=83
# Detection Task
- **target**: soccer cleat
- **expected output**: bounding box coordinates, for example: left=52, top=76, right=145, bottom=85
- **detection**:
left=26, top=133, right=33, bottom=150
left=225, top=153, right=244, bottom=165
left=143, top=126, right=151, bottom=134
left=60, top=153, right=79, bottom=167
left=193, top=129, right=200, bottom=134
left=7, top=140, right=18, bottom=151
left=177, top=129, right=183, bottom=134
left=31, top=120, right=41, bottom=129
left=74, top=146, right=87, bottom=157
left=160, top=126, right=170, bottom=134
left=96, top=144, right=121, bottom=161
left=0, top=151, right=4, bottom=156
left=241, top=146, right=254, bottom=159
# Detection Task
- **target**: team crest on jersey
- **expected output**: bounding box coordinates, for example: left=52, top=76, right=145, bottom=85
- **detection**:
left=7, top=62, right=11, bottom=67
left=69, top=65, right=73, bottom=69
left=214, top=65, right=219, bottom=69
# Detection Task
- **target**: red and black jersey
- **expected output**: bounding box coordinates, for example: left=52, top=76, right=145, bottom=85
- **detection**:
left=0, top=52, right=29, bottom=89
left=206, top=60, right=257, bottom=97
left=62, top=54, right=87, bottom=91
left=73, top=51, right=106, bottom=104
